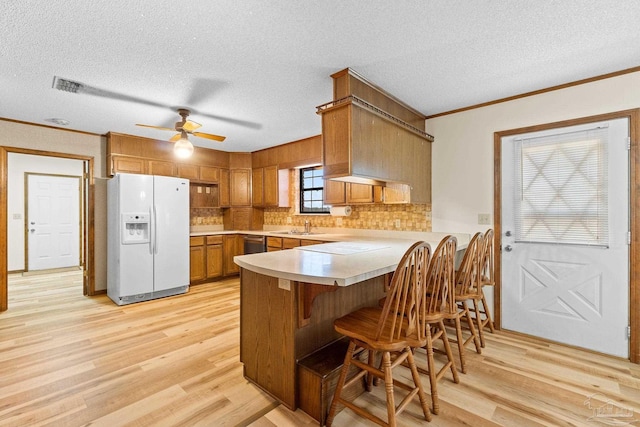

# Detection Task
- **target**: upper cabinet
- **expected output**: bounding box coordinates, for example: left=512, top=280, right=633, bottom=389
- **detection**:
left=252, top=165, right=290, bottom=208
left=106, top=132, right=229, bottom=182
left=317, top=69, right=434, bottom=204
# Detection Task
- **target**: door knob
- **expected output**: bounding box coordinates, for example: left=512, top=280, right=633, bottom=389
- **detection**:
left=505, top=230, right=512, bottom=237
left=30, top=229, right=35, bottom=233
left=504, top=245, right=513, bottom=252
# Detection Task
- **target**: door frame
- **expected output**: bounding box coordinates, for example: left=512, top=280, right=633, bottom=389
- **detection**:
left=494, top=109, right=640, bottom=363
left=0, top=147, right=95, bottom=311
left=25, top=172, right=83, bottom=272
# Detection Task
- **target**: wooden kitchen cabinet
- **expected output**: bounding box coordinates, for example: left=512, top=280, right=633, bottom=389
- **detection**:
left=199, top=166, right=220, bottom=183
left=147, top=160, right=176, bottom=177
left=323, top=180, right=346, bottom=205
left=253, top=166, right=289, bottom=208
left=110, top=155, right=146, bottom=175
left=318, top=69, right=432, bottom=204
left=383, top=183, right=411, bottom=204
left=282, top=237, right=301, bottom=250
left=189, top=236, right=207, bottom=282
left=206, top=235, right=223, bottom=279
left=190, top=234, right=239, bottom=284
left=324, top=180, right=382, bottom=205
left=223, top=235, right=243, bottom=276
left=346, top=183, right=382, bottom=204
left=263, top=165, right=279, bottom=207
left=252, top=168, right=264, bottom=207
left=109, top=155, right=176, bottom=177
left=230, top=169, right=251, bottom=207
left=219, top=168, right=230, bottom=207
left=267, top=236, right=283, bottom=252
left=177, top=164, right=200, bottom=180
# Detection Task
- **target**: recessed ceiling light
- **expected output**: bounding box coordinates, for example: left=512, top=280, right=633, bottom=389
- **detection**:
left=45, top=118, right=70, bottom=126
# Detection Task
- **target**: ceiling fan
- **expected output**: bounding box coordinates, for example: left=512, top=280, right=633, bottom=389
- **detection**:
left=136, top=108, right=226, bottom=143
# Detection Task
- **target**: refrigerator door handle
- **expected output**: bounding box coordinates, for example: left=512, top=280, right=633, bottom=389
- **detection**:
left=149, top=206, right=155, bottom=255
left=153, top=205, right=158, bottom=255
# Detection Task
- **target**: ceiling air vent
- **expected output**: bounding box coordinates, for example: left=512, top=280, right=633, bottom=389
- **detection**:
left=52, top=76, right=84, bottom=93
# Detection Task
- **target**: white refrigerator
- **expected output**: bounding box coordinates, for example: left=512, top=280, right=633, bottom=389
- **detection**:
left=107, top=173, right=190, bottom=305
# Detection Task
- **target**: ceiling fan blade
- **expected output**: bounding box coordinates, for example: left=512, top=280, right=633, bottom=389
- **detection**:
left=182, top=120, right=202, bottom=132
left=192, top=131, right=226, bottom=142
left=169, top=133, right=182, bottom=142
left=136, top=124, right=175, bottom=131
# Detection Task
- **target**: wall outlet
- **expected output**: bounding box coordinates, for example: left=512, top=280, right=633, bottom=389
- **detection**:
left=336, top=217, right=343, bottom=226
left=425, top=211, right=432, bottom=220
left=13, top=213, right=21, bottom=220
left=395, top=219, right=401, bottom=228
left=286, top=217, right=292, bottom=224
left=478, top=213, right=491, bottom=225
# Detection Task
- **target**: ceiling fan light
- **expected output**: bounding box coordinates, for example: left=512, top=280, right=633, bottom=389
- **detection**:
left=174, top=135, right=194, bottom=158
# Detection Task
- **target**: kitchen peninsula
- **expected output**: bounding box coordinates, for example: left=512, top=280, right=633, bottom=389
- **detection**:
left=234, top=232, right=469, bottom=420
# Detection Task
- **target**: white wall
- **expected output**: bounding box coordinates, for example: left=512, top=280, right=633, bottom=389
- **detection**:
left=8, top=154, right=84, bottom=270
left=0, top=121, right=107, bottom=290
left=427, top=71, right=640, bottom=235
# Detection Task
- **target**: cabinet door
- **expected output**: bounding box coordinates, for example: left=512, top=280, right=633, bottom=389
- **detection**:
left=190, top=245, right=206, bottom=282
left=200, top=166, right=220, bottom=183
left=206, top=244, right=223, bottom=278
left=223, top=235, right=241, bottom=275
left=110, top=156, right=145, bottom=176
left=252, top=168, right=264, bottom=207
left=177, top=164, right=199, bottom=180
left=219, top=169, right=230, bottom=207
left=347, top=183, right=374, bottom=204
left=148, top=160, right=176, bottom=177
left=230, top=169, right=251, bottom=206
left=383, top=183, right=411, bottom=204
left=264, top=165, right=279, bottom=207
left=323, top=179, right=346, bottom=205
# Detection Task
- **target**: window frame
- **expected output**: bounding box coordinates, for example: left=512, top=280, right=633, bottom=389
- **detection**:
left=299, top=166, right=330, bottom=214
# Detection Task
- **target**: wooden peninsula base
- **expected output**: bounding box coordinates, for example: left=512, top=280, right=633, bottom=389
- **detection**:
left=239, top=268, right=387, bottom=417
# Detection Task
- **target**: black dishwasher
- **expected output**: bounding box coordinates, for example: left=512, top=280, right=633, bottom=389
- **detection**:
left=243, top=235, right=267, bottom=254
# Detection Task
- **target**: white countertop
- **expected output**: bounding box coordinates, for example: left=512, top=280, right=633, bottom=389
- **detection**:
left=234, top=232, right=470, bottom=286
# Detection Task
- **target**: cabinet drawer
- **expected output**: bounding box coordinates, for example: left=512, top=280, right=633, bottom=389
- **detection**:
left=206, top=235, right=223, bottom=245
left=190, top=236, right=205, bottom=246
left=282, top=238, right=301, bottom=249
left=300, top=239, right=320, bottom=246
left=267, top=236, right=283, bottom=248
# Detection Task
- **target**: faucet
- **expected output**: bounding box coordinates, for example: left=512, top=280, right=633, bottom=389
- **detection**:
left=304, top=220, right=311, bottom=234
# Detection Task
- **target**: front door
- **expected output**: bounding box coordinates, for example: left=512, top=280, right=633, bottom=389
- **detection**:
left=27, top=173, right=81, bottom=271
left=501, top=118, right=629, bottom=358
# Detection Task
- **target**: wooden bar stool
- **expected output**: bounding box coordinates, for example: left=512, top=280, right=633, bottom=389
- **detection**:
left=326, top=242, right=432, bottom=427
left=448, top=232, right=483, bottom=373
left=418, top=235, right=460, bottom=415
left=477, top=228, right=496, bottom=336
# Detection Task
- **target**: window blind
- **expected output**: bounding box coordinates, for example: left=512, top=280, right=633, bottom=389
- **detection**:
left=513, top=126, right=609, bottom=246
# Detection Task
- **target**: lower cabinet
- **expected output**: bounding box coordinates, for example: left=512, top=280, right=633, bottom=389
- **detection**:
left=267, top=236, right=324, bottom=251
left=190, top=234, right=242, bottom=284
left=206, top=235, right=223, bottom=279
left=223, top=235, right=243, bottom=276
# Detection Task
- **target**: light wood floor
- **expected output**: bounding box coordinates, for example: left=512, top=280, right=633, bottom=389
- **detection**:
left=2, top=272, right=640, bottom=426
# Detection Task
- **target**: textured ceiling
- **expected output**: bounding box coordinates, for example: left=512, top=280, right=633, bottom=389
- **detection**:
left=1, top=1, right=639, bottom=152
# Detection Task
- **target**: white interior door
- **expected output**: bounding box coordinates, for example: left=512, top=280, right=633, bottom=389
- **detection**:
left=27, top=174, right=81, bottom=271
left=501, top=118, right=629, bottom=358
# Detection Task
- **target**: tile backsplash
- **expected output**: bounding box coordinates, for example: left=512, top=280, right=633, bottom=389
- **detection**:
left=190, top=208, right=224, bottom=226
left=264, top=203, right=432, bottom=232
left=189, top=170, right=432, bottom=232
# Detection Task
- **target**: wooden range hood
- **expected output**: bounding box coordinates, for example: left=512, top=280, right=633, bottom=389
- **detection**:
left=316, top=68, right=434, bottom=204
